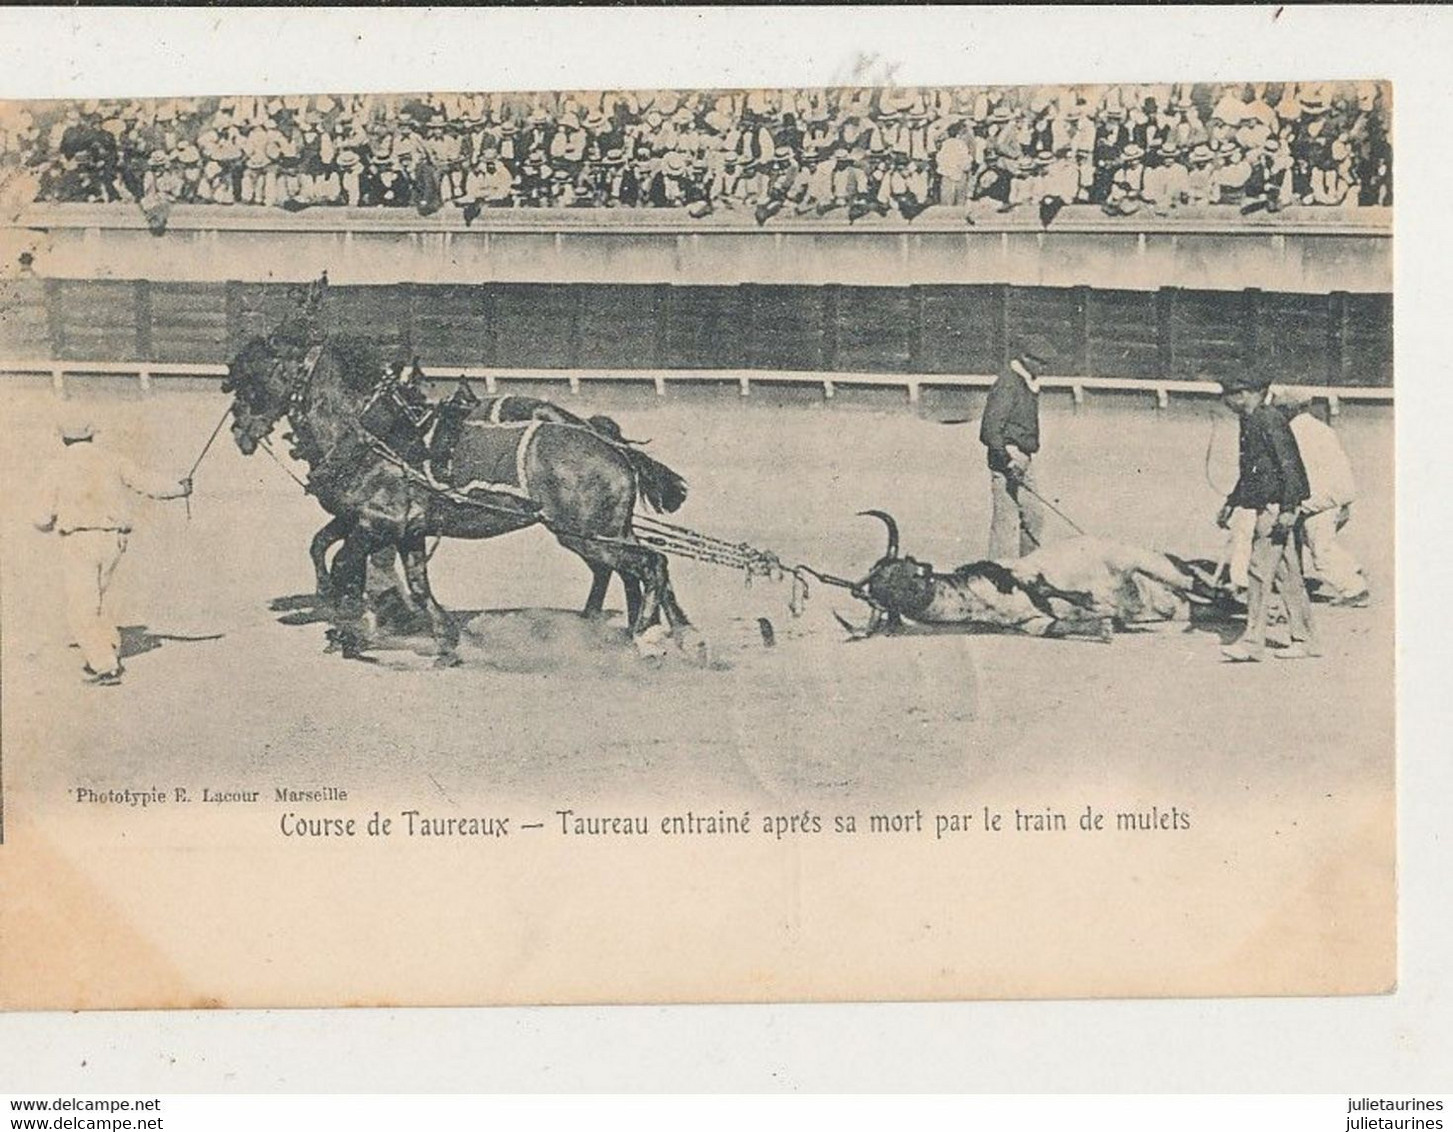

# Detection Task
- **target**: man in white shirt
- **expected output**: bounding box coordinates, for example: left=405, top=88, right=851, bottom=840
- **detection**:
left=934, top=122, right=972, bottom=207
left=1284, top=401, right=1369, bottom=604
left=34, top=417, right=192, bottom=685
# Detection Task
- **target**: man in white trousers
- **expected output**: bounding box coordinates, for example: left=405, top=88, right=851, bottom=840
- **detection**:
left=1224, top=395, right=1369, bottom=606
left=34, top=416, right=192, bottom=685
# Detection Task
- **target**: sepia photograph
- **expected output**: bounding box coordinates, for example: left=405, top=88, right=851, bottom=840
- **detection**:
left=0, top=18, right=1404, bottom=1018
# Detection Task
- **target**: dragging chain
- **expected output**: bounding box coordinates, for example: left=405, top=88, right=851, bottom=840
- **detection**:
left=630, top=515, right=858, bottom=618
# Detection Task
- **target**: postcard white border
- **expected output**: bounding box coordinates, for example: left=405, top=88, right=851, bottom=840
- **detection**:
left=0, top=3, right=1448, bottom=1093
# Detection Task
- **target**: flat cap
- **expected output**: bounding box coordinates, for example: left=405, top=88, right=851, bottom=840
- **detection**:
left=1217, top=371, right=1273, bottom=394
left=1016, top=339, right=1059, bottom=370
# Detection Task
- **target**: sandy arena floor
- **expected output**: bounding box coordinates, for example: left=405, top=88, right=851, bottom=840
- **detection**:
left=1, top=380, right=1393, bottom=813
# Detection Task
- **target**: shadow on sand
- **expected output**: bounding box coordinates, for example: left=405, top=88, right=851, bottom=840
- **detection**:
left=268, top=591, right=668, bottom=674
left=117, top=625, right=226, bottom=661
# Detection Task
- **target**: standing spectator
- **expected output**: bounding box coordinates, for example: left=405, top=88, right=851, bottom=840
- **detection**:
left=1210, top=84, right=1250, bottom=147
left=33, top=416, right=193, bottom=685
left=979, top=342, right=1054, bottom=559
left=1216, top=373, right=1318, bottom=662
left=424, top=118, right=463, bottom=202
left=1091, top=104, right=1129, bottom=203
left=549, top=112, right=588, bottom=181
left=935, top=121, right=972, bottom=207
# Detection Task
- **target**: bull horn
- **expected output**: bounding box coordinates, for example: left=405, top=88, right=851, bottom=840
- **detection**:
left=857, top=509, right=899, bottom=559
left=833, top=606, right=886, bottom=642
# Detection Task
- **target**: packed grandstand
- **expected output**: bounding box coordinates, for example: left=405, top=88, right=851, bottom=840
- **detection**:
left=1, top=82, right=1390, bottom=222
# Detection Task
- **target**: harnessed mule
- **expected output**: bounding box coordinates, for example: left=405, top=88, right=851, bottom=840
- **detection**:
left=304, top=373, right=688, bottom=628
left=224, top=334, right=694, bottom=663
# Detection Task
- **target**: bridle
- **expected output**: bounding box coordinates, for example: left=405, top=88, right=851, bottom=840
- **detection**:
left=277, top=340, right=327, bottom=418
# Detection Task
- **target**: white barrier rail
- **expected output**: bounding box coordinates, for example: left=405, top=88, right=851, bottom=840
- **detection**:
left=0, top=359, right=1394, bottom=414
left=15, top=201, right=1394, bottom=239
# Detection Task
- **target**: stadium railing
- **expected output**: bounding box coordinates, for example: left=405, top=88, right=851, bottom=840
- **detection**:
left=0, top=358, right=1393, bottom=414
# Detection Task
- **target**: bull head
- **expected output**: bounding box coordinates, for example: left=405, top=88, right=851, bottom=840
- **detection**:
left=833, top=510, right=933, bottom=640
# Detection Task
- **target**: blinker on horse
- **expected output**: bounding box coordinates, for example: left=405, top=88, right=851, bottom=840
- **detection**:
left=222, top=332, right=694, bottom=664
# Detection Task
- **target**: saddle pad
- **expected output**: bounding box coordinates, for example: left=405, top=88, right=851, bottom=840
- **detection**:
left=440, top=419, right=542, bottom=500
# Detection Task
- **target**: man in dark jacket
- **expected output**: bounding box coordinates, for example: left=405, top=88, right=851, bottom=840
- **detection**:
left=1216, top=371, right=1318, bottom=661
left=980, top=342, right=1054, bottom=557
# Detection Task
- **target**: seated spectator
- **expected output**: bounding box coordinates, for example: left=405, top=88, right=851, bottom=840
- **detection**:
left=469, top=148, right=515, bottom=207
left=1185, top=144, right=1217, bottom=205
left=1102, top=144, right=1145, bottom=215
left=1140, top=139, right=1185, bottom=214
left=1038, top=147, right=1079, bottom=212
left=1242, top=139, right=1292, bottom=213
left=1213, top=144, right=1254, bottom=205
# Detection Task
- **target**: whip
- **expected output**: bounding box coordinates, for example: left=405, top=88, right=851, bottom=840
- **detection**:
left=1013, top=478, right=1087, bottom=536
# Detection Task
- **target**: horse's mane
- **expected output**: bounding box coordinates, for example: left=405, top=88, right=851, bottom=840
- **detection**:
left=230, top=332, right=384, bottom=386
left=324, top=335, right=388, bottom=394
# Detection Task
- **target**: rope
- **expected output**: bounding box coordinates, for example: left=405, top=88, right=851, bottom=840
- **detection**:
left=259, top=437, right=312, bottom=491
left=181, top=404, right=233, bottom=522
left=187, top=405, right=233, bottom=480
left=1203, top=412, right=1235, bottom=497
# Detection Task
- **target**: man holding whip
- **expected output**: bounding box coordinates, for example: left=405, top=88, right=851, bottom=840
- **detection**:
left=979, top=340, right=1056, bottom=558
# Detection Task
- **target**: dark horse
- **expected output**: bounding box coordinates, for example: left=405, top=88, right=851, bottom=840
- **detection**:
left=223, top=334, right=693, bottom=662
left=306, top=378, right=686, bottom=626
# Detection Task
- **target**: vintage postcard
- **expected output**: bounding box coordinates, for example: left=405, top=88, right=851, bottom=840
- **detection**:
left=0, top=78, right=1393, bottom=1009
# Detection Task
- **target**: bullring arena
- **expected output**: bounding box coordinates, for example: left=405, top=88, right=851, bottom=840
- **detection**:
left=0, top=87, right=1397, bottom=1004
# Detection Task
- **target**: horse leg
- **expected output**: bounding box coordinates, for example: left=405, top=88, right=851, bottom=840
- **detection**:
left=366, top=542, right=424, bottom=617
left=658, top=568, right=692, bottom=632
left=653, top=558, right=710, bottom=662
left=580, top=561, right=641, bottom=625
left=623, top=574, right=643, bottom=628
left=557, top=537, right=662, bottom=638
left=582, top=561, right=613, bottom=619
left=310, top=515, right=352, bottom=603
left=328, top=525, right=384, bottom=660
left=399, top=532, right=461, bottom=666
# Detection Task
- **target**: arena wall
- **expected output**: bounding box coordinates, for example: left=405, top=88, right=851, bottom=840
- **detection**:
left=1, top=204, right=1393, bottom=386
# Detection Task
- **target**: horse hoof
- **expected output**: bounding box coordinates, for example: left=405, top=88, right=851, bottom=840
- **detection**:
left=433, top=651, right=463, bottom=669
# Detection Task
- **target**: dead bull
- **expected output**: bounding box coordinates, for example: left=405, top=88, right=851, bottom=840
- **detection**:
left=836, top=511, right=1221, bottom=642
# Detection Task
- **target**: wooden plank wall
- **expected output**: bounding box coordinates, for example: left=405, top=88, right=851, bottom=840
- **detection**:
left=0, top=279, right=1395, bottom=387
left=0, top=279, right=50, bottom=360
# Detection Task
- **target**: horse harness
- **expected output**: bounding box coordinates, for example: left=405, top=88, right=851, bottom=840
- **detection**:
left=261, top=340, right=806, bottom=588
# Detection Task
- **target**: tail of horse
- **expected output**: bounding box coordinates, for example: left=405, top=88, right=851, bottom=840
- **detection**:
left=622, top=446, right=688, bottom=513
left=586, top=413, right=687, bottom=513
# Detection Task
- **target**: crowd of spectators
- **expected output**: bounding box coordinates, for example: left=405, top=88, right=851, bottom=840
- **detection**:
left=1, top=82, right=1392, bottom=224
